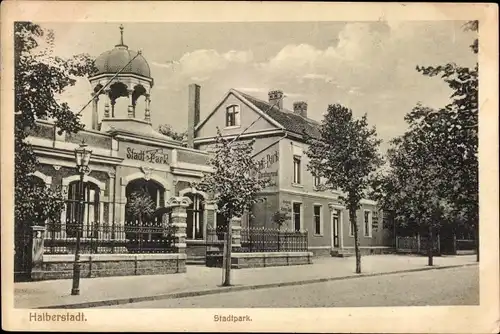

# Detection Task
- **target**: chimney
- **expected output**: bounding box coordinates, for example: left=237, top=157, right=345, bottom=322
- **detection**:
left=293, top=101, right=308, bottom=118
left=268, top=90, right=284, bottom=110
left=187, top=84, right=201, bottom=148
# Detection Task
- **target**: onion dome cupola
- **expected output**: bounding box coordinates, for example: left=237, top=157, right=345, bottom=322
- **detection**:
left=88, top=24, right=154, bottom=131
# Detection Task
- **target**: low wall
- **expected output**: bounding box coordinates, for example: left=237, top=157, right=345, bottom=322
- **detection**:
left=331, top=247, right=394, bottom=257
left=34, top=253, right=187, bottom=281
left=309, top=248, right=331, bottom=257
left=186, top=240, right=206, bottom=259
left=207, top=252, right=313, bottom=269
left=354, top=247, right=394, bottom=255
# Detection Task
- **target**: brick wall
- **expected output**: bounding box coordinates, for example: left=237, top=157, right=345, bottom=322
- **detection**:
left=36, top=254, right=187, bottom=281
left=207, top=252, right=313, bottom=269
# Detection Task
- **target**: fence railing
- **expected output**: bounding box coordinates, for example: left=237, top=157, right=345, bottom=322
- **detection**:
left=44, top=220, right=175, bottom=254
left=456, top=239, right=476, bottom=251
left=239, top=227, right=308, bottom=253
left=396, top=235, right=439, bottom=254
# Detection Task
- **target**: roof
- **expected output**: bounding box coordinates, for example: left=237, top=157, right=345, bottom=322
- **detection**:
left=93, top=25, right=151, bottom=78
left=94, top=46, right=151, bottom=78
left=234, top=90, right=321, bottom=139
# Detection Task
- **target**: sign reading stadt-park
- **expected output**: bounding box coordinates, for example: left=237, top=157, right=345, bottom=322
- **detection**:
left=126, top=147, right=169, bottom=165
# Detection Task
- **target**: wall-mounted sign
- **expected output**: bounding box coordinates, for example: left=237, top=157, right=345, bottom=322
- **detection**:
left=256, top=150, right=279, bottom=171
left=254, top=149, right=279, bottom=187
left=126, top=147, right=169, bottom=165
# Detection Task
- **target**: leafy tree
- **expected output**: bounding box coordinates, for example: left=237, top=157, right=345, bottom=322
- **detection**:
left=14, top=22, right=95, bottom=228
left=305, top=104, right=383, bottom=273
left=126, top=190, right=156, bottom=226
left=158, top=124, right=187, bottom=143
left=198, top=128, right=268, bottom=285
left=272, top=211, right=290, bottom=229
left=372, top=104, right=454, bottom=265
left=373, top=21, right=479, bottom=262
left=415, top=20, right=479, bottom=261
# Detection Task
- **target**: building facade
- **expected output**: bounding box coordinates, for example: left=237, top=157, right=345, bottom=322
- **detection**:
left=25, top=26, right=392, bottom=263
left=193, top=89, right=393, bottom=256
left=25, top=27, right=218, bottom=258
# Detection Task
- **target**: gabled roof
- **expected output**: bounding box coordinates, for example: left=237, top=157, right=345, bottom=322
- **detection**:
left=195, top=89, right=284, bottom=132
left=234, top=90, right=321, bottom=139
left=195, top=88, right=322, bottom=140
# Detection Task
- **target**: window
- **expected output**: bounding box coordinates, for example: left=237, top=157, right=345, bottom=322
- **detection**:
left=293, top=156, right=301, bottom=184
left=364, top=210, right=372, bottom=237
left=226, top=105, right=240, bottom=127
left=65, top=181, right=100, bottom=237
left=293, top=203, right=301, bottom=231
left=313, top=205, right=322, bottom=235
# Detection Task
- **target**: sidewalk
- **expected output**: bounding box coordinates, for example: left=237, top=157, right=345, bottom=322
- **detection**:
left=14, top=254, right=477, bottom=309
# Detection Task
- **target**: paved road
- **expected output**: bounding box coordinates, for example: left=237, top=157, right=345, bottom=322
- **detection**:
left=102, top=265, right=478, bottom=308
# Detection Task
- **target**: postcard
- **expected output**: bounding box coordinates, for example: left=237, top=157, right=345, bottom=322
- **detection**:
left=1, top=1, right=498, bottom=332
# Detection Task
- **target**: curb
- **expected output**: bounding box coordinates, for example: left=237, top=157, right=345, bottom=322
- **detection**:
left=37, top=263, right=478, bottom=309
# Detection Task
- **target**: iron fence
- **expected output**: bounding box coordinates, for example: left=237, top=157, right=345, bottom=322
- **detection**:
left=205, top=226, right=226, bottom=265
left=239, top=227, right=308, bottom=252
left=44, top=220, right=175, bottom=254
left=456, top=239, right=476, bottom=251
left=396, top=235, right=440, bottom=254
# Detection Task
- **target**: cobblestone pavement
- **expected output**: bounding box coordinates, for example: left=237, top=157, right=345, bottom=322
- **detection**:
left=103, top=266, right=479, bottom=308
left=14, top=254, right=477, bottom=308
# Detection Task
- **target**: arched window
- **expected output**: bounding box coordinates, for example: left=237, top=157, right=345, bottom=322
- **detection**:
left=186, top=193, right=205, bottom=240
left=65, top=181, right=100, bottom=237
left=125, top=178, right=165, bottom=223
left=226, top=105, right=240, bottom=127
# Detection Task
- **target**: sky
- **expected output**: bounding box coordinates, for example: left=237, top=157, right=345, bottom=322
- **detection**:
left=39, top=21, right=477, bottom=153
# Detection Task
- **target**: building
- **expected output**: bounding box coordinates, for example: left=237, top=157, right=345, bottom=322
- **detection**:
left=25, top=26, right=217, bottom=260
left=24, top=26, right=392, bottom=271
left=193, top=89, right=393, bottom=256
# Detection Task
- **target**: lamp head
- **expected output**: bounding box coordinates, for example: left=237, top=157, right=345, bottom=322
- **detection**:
left=74, top=141, right=93, bottom=169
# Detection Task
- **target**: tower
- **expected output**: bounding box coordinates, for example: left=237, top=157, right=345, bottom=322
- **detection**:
left=88, top=24, right=154, bottom=132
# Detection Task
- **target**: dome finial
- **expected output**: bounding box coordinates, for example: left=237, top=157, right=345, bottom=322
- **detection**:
left=119, top=24, right=124, bottom=45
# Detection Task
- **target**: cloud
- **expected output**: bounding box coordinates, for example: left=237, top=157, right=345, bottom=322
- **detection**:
left=167, top=49, right=253, bottom=80
left=222, top=50, right=254, bottom=63
left=151, top=60, right=179, bottom=68
left=348, top=87, right=364, bottom=96
left=235, top=87, right=268, bottom=93
left=190, top=76, right=210, bottom=82
left=284, top=92, right=305, bottom=98
left=300, top=73, right=336, bottom=84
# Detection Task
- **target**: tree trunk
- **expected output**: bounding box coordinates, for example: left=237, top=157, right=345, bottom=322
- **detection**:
left=223, top=216, right=232, bottom=286
left=350, top=206, right=361, bottom=274
left=427, top=224, right=434, bottom=266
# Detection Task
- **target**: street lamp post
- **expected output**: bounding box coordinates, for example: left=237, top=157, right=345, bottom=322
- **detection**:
left=71, top=142, right=92, bottom=296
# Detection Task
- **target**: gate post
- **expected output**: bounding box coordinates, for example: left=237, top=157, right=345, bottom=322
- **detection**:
left=31, top=225, right=46, bottom=281
left=166, top=196, right=192, bottom=254
left=231, top=217, right=242, bottom=251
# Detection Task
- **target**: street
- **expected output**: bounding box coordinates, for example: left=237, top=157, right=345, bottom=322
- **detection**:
left=100, top=265, right=478, bottom=308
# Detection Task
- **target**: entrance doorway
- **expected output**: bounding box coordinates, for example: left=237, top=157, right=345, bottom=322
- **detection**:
left=186, top=193, right=204, bottom=240
left=333, top=210, right=340, bottom=247
left=125, top=178, right=165, bottom=222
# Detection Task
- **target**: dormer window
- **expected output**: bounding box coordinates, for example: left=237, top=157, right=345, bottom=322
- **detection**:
left=226, top=105, right=240, bottom=127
